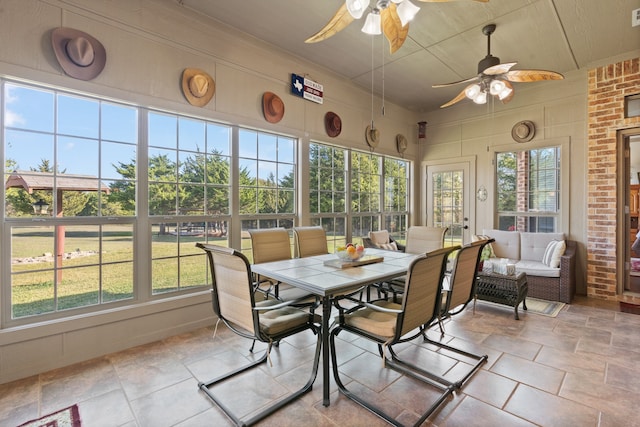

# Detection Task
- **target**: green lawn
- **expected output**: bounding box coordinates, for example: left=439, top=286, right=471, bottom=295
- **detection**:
left=9, top=225, right=357, bottom=318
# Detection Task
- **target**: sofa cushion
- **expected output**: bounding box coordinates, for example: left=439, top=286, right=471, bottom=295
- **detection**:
left=378, top=241, right=398, bottom=251
left=482, top=229, right=520, bottom=260
left=472, top=234, right=495, bottom=258
left=515, top=260, right=561, bottom=278
left=542, top=240, right=566, bottom=268
left=520, top=232, right=565, bottom=262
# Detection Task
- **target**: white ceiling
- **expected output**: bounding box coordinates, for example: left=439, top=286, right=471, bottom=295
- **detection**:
left=176, top=0, right=640, bottom=113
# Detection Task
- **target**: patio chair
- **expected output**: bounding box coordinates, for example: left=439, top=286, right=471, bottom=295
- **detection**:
left=436, top=238, right=495, bottom=334
left=293, top=226, right=329, bottom=257
left=330, top=245, right=487, bottom=426
left=248, top=228, right=314, bottom=301
left=195, top=243, right=321, bottom=426
left=404, top=226, right=448, bottom=254
left=381, top=226, right=449, bottom=302
left=362, top=229, right=406, bottom=252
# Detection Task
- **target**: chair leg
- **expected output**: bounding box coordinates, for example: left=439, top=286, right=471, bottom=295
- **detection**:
left=199, top=329, right=322, bottom=426
left=330, top=326, right=455, bottom=427
left=409, top=332, right=488, bottom=390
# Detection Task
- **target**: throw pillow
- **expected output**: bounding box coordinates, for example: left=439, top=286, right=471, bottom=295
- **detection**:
left=472, top=234, right=495, bottom=258
left=542, top=240, right=566, bottom=268
left=377, top=241, right=398, bottom=251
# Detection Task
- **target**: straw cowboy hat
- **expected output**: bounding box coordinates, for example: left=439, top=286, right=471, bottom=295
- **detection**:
left=51, top=27, right=106, bottom=81
left=181, top=68, right=215, bottom=107
left=324, top=111, right=342, bottom=137
left=262, top=92, right=285, bottom=123
left=365, top=124, right=380, bottom=148
left=511, top=120, right=536, bottom=143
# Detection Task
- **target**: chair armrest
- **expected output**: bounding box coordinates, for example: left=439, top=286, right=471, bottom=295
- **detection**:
left=253, top=294, right=319, bottom=311
left=558, top=240, right=577, bottom=303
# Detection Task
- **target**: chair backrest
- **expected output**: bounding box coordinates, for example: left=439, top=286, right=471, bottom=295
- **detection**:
left=446, top=239, right=493, bottom=312
left=293, top=226, right=328, bottom=257
left=399, top=246, right=458, bottom=337
left=196, top=243, right=257, bottom=336
left=369, top=230, right=390, bottom=245
left=248, top=228, right=292, bottom=264
left=404, top=226, right=448, bottom=254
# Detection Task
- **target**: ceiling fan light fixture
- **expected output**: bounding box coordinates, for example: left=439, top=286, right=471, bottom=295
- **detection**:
left=465, top=84, right=481, bottom=100
left=396, top=0, right=420, bottom=27
left=489, top=79, right=506, bottom=95
left=361, top=10, right=382, bottom=35
left=497, top=86, right=513, bottom=100
left=346, top=0, right=367, bottom=19
left=473, top=91, right=487, bottom=104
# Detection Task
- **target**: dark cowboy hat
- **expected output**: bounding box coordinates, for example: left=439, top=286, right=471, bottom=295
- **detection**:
left=51, top=27, right=106, bottom=80
left=262, top=92, right=285, bottom=123
left=324, top=111, right=342, bottom=137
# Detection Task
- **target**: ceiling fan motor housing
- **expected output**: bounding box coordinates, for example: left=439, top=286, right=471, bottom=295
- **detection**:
left=478, top=54, right=500, bottom=74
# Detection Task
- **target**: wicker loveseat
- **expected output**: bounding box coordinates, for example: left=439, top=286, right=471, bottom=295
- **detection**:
left=480, top=229, right=576, bottom=303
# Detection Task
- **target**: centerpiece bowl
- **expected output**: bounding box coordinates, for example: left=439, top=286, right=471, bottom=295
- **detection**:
left=336, top=244, right=366, bottom=261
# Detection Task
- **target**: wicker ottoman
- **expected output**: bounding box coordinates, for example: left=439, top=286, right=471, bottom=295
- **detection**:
left=475, top=271, right=528, bottom=320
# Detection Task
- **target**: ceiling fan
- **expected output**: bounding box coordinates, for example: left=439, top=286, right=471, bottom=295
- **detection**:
left=433, top=24, right=564, bottom=108
left=305, top=0, right=489, bottom=54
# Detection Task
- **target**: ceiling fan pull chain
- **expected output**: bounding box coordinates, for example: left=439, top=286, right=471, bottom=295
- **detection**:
left=381, top=34, right=386, bottom=117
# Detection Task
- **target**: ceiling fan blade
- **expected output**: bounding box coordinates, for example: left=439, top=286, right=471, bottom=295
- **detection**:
left=500, top=80, right=515, bottom=104
left=382, top=4, right=409, bottom=54
left=432, top=75, right=480, bottom=88
left=305, top=3, right=355, bottom=44
left=440, top=85, right=472, bottom=108
left=483, top=62, right=517, bottom=75
left=504, top=69, right=564, bottom=82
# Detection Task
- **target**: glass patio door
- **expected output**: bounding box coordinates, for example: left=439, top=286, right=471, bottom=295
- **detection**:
left=426, top=162, right=471, bottom=247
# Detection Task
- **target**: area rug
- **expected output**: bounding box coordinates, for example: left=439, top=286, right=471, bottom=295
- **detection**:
left=519, top=297, right=565, bottom=317
left=18, top=405, right=80, bottom=427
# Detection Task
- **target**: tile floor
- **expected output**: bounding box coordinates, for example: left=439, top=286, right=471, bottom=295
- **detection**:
left=2, top=296, right=640, bottom=427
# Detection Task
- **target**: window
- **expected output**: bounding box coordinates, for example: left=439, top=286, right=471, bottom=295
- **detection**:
left=383, top=157, right=409, bottom=244
left=496, top=147, right=560, bottom=232
left=147, top=112, right=231, bottom=294
left=238, top=129, right=297, bottom=261
left=351, top=150, right=382, bottom=238
left=309, top=143, right=347, bottom=251
left=4, top=82, right=137, bottom=319
left=309, top=143, right=409, bottom=247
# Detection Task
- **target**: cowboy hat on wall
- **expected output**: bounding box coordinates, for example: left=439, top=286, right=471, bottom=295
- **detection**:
left=262, top=92, right=285, bottom=123
left=181, top=68, right=216, bottom=107
left=325, top=111, right=342, bottom=137
left=51, top=27, right=106, bottom=81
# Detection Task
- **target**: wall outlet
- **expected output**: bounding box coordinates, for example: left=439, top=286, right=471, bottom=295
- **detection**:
left=633, top=8, right=640, bottom=27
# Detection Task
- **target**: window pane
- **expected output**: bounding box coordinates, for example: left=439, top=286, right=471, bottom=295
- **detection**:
left=58, top=95, right=99, bottom=138
left=5, top=84, right=54, bottom=132
left=101, top=102, right=137, bottom=143
left=496, top=147, right=560, bottom=232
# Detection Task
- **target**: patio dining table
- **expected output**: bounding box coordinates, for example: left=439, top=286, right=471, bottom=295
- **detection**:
left=250, top=248, right=418, bottom=406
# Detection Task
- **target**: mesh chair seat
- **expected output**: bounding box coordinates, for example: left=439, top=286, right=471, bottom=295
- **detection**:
left=342, top=300, right=401, bottom=337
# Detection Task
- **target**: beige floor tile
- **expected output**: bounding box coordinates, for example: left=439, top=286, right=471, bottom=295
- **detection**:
left=8, top=296, right=640, bottom=427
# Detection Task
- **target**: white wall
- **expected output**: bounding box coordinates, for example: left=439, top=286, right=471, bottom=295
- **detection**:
left=0, top=0, right=420, bottom=384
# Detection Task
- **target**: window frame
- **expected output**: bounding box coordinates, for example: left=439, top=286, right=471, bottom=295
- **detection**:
left=490, top=137, right=570, bottom=233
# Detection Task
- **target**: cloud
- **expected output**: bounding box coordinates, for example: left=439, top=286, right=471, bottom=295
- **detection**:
left=5, top=110, right=25, bottom=127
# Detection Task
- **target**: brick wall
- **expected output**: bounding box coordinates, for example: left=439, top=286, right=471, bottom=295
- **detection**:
left=587, top=58, right=640, bottom=301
